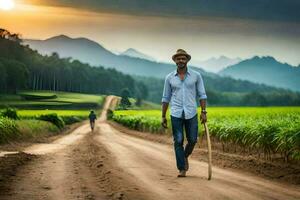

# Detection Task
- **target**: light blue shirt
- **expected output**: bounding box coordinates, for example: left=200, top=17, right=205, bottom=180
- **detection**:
left=161, top=67, right=207, bottom=119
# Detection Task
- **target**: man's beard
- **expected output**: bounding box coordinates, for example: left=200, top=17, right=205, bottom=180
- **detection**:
left=177, top=63, right=186, bottom=69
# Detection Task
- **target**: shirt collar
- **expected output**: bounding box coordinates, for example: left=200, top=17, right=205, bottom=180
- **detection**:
left=174, top=67, right=190, bottom=76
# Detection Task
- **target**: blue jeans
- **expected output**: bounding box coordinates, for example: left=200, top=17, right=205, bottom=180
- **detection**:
left=171, top=112, right=198, bottom=171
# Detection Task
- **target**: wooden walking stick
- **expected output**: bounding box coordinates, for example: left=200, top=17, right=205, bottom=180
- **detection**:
left=199, top=122, right=212, bottom=180
left=204, top=122, right=212, bottom=180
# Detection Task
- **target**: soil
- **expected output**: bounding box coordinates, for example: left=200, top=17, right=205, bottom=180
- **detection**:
left=0, top=96, right=299, bottom=200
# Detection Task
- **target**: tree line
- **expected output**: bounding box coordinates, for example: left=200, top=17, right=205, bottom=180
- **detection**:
left=133, top=76, right=300, bottom=106
left=1, top=28, right=299, bottom=106
left=0, top=28, right=147, bottom=99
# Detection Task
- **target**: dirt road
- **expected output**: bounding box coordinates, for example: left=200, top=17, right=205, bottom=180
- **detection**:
left=0, top=96, right=299, bottom=200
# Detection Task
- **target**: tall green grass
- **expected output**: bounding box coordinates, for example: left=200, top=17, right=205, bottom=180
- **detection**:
left=112, top=107, right=300, bottom=162
left=0, top=117, right=59, bottom=144
left=0, top=117, right=19, bottom=143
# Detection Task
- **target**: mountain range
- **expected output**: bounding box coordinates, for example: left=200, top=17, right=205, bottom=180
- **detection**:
left=24, top=35, right=195, bottom=79
left=24, top=35, right=299, bottom=92
left=120, top=48, right=156, bottom=62
left=219, top=56, right=300, bottom=92
left=190, top=56, right=242, bottom=73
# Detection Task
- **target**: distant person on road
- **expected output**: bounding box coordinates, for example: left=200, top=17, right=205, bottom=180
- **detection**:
left=89, top=110, right=97, bottom=131
left=161, top=49, right=208, bottom=177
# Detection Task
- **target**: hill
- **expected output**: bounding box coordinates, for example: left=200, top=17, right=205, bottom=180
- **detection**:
left=219, top=56, right=300, bottom=92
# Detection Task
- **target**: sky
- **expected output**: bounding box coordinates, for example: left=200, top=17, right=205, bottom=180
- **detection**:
left=1, top=0, right=300, bottom=65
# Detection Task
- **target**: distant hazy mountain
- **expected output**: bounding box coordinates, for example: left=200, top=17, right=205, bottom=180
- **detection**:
left=219, top=56, right=300, bottom=92
left=24, top=35, right=209, bottom=79
left=191, top=56, right=242, bottom=73
left=25, top=35, right=116, bottom=66
left=121, top=48, right=156, bottom=61
left=23, top=35, right=298, bottom=94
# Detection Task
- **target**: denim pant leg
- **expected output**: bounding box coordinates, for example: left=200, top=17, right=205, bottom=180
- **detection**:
left=184, top=114, right=198, bottom=158
left=171, top=115, right=185, bottom=171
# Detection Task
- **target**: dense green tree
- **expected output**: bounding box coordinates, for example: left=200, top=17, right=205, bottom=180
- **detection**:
left=0, top=28, right=300, bottom=106
left=0, top=58, right=28, bottom=93
left=133, top=75, right=300, bottom=106
left=241, top=92, right=268, bottom=106
left=0, top=28, right=146, bottom=98
left=120, top=88, right=131, bottom=109
left=0, top=62, right=6, bottom=91
left=135, top=95, right=142, bottom=107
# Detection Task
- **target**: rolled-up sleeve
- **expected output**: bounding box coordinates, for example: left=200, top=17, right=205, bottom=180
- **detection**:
left=196, top=72, right=207, bottom=100
left=162, top=76, right=172, bottom=103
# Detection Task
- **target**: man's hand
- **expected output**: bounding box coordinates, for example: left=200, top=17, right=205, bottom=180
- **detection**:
left=161, top=117, right=168, bottom=128
left=200, top=112, right=207, bottom=124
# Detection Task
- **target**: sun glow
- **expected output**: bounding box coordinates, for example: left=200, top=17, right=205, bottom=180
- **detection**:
left=0, top=0, right=15, bottom=11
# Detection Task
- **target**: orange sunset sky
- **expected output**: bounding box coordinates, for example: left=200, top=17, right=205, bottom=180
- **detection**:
left=1, top=0, right=300, bottom=65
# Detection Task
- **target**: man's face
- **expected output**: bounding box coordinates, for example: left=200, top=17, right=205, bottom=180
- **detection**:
left=175, top=55, right=188, bottom=69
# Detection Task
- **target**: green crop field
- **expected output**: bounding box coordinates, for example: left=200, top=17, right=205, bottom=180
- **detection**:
left=0, top=117, right=60, bottom=144
left=111, top=107, right=300, bottom=162
left=0, top=90, right=104, bottom=125
left=17, top=110, right=91, bottom=117
left=16, top=109, right=100, bottom=125
left=0, top=90, right=104, bottom=109
left=0, top=91, right=104, bottom=143
left=0, top=91, right=103, bottom=127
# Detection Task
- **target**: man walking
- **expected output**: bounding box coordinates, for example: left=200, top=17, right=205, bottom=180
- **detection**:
left=161, top=49, right=207, bottom=177
left=89, top=110, right=97, bottom=131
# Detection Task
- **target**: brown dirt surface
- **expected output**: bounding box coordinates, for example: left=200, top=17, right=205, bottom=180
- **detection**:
left=0, top=96, right=299, bottom=200
left=108, top=120, right=300, bottom=185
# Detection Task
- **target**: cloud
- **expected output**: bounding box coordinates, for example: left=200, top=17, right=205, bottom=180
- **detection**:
left=26, top=0, right=300, bottom=23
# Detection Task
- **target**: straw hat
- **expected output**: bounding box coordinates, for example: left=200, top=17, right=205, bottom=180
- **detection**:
left=172, top=49, right=191, bottom=61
